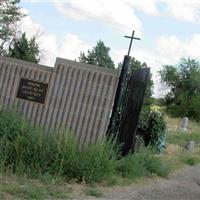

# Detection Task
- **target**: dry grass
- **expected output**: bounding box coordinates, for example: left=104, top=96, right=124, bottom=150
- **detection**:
left=164, top=115, right=200, bottom=171
left=165, top=116, right=200, bottom=133
left=0, top=174, right=75, bottom=199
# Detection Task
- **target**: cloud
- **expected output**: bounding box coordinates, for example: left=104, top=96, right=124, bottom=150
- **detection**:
left=126, top=0, right=159, bottom=16
left=111, top=33, right=200, bottom=97
left=17, top=9, right=200, bottom=98
left=53, top=0, right=142, bottom=36
left=18, top=11, right=91, bottom=66
left=166, top=1, right=200, bottom=23
left=156, top=34, right=200, bottom=64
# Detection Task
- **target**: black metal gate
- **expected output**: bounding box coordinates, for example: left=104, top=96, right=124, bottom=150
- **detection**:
left=107, top=55, right=150, bottom=155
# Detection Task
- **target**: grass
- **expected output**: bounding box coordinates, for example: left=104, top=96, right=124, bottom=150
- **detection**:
left=83, top=185, right=104, bottom=198
left=117, top=148, right=171, bottom=179
left=0, top=108, right=171, bottom=185
left=0, top=174, right=73, bottom=199
left=164, top=115, right=200, bottom=169
left=0, top=109, right=118, bottom=183
left=165, top=115, right=200, bottom=133
left=166, top=132, right=200, bottom=146
left=1, top=109, right=197, bottom=199
left=180, top=154, right=200, bottom=166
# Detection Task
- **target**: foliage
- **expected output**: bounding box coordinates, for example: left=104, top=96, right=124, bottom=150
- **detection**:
left=126, top=57, right=154, bottom=130
left=129, top=57, right=154, bottom=106
left=180, top=155, right=200, bottom=166
left=125, top=58, right=167, bottom=152
left=0, top=109, right=118, bottom=183
left=0, top=174, right=72, bottom=199
left=160, top=58, right=200, bottom=121
left=8, top=32, right=40, bottom=63
left=118, top=57, right=154, bottom=107
left=0, top=109, right=171, bottom=184
left=79, top=40, right=115, bottom=69
left=117, top=148, right=170, bottom=179
left=166, top=132, right=200, bottom=147
left=138, top=110, right=166, bottom=152
left=0, top=0, right=25, bottom=55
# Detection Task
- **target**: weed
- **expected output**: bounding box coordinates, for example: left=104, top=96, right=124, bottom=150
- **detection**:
left=117, top=148, right=171, bottom=179
left=0, top=109, right=119, bottom=183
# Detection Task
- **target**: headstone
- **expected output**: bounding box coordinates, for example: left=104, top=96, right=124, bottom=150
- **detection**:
left=179, top=117, right=189, bottom=132
left=185, top=140, right=195, bottom=152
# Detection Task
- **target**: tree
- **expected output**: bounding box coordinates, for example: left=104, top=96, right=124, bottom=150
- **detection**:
left=118, top=57, right=154, bottom=107
left=79, top=40, right=115, bottom=69
left=0, top=0, right=24, bottom=55
left=129, top=57, right=154, bottom=106
left=8, top=33, right=40, bottom=63
left=160, top=58, right=200, bottom=121
left=125, top=58, right=154, bottom=130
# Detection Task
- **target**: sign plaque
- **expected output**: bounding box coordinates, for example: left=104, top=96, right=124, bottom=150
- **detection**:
left=17, top=78, right=48, bottom=104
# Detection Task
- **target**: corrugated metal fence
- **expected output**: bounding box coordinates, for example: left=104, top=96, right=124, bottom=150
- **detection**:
left=0, top=56, right=119, bottom=146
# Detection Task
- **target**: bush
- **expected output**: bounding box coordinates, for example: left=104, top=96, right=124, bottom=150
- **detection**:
left=117, top=153, right=147, bottom=179
left=117, top=148, right=170, bottom=179
left=0, top=109, right=170, bottom=184
left=0, top=109, right=118, bottom=183
left=138, top=110, right=166, bottom=152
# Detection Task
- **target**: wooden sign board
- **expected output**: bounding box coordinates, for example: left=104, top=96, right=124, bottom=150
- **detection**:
left=17, top=78, right=48, bottom=104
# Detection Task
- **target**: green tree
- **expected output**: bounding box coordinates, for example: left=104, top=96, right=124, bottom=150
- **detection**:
left=0, top=0, right=24, bottom=55
left=160, top=58, right=200, bottom=121
left=79, top=40, right=115, bottom=69
left=8, top=32, right=40, bottom=63
left=129, top=57, right=154, bottom=106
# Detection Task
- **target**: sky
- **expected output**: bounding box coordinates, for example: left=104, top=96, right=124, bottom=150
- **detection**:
left=18, top=0, right=200, bottom=97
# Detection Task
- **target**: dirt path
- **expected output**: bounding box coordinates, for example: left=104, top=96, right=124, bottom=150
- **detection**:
left=82, top=164, right=200, bottom=200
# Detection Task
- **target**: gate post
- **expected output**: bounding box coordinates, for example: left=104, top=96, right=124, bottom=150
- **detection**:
left=107, top=55, right=131, bottom=137
left=119, top=68, right=150, bottom=155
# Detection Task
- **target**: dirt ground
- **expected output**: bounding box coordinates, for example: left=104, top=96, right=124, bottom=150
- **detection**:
left=80, top=164, right=200, bottom=200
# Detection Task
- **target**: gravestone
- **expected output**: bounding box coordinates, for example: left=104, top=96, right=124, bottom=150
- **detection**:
left=185, top=140, right=195, bottom=152
left=179, top=117, right=189, bottom=132
left=0, top=56, right=118, bottom=147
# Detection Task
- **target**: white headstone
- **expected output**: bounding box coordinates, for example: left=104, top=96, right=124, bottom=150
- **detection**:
left=180, top=117, right=189, bottom=132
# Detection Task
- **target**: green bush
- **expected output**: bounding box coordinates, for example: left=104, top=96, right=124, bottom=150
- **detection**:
left=117, top=148, right=170, bottom=179
left=0, top=109, right=118, bottom=183
left=0, top=109, right=170, bottom=184
left=117, top=153, right=147, bottom=179
left=138, top=110, right=166, bottom=152
left=181, top=156, right=200, bottom=166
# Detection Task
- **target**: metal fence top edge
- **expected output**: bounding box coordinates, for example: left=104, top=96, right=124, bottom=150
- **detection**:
left=0, top=56, right=53, bottom=72
left=55, top=57, right=119, bottom=77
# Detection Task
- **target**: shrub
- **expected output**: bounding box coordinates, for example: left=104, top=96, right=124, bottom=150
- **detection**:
left=0, top=108, right=170, bottom=184
left=117, top=153, right=147, bottom=179
left=138, top=110, right=166, bottom=152
left=0, top=109, right=118, bottom=183
left=76, top=140, right=118, bottom=182
left=117, top=148, right=170, bottom=179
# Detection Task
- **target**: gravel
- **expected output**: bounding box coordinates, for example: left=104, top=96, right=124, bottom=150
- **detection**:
left=83, top=164, right=200, bottom=200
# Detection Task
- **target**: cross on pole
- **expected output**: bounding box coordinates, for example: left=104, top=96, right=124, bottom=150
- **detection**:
left=124, top=30, right=140, bottom=56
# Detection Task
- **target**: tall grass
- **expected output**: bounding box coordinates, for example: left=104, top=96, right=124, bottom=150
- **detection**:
left=117, top=148, right=170, bottom=179
left=0, top=109, right=170, bottom=183
left=0, top=109, right=119, bottom=183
